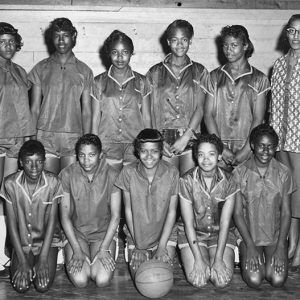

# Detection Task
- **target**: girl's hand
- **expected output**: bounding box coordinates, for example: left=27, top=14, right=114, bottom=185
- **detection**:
left=34, top=257, right=49, bottom=288
left=271, top=246, right=286, bottom=274
left=232, top=148, right=249, bottom=166
left=189, top=260, right=210, bottom=288
left=67, top=249, right=86, bottom=275
left=163, top=142, right=174, bottom=158
left=12, top=261, right=33, bottom=291
left=170, top=135, right=190, bottom=155
left=222, top=147, right=235, bottom=165
left=211, top=259, right=232, bottom=286
left=245, top=245, right=262, bottom=273
left=153, top=247, right=173, bottom=266
left=130, top=249, right=150, bottom=271
left=94, top=249, right=115, bottom=272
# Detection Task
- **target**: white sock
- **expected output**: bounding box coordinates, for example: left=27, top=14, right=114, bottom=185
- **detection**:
left=0, top=215, right=9, bottom=266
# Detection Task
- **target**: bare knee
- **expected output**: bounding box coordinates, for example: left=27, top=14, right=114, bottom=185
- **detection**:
left=242, top=270, right=263, bottom=289
left=269, top=274, right=286, bottom=288
left=35, top=283, right=51, bottom=293
left=68, top=272, right=89, bottom=288
left=12, top=284, right=30, bottom=294
left=93, top=272, right=112, bottom=287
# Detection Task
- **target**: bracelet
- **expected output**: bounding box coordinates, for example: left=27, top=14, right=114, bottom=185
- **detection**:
left=99, top=248, right=111, bottom=254
left=185, top=126, right=196, bottom=138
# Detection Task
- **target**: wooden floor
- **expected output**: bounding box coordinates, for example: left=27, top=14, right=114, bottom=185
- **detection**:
left=1, top=246, right=300, bottom=300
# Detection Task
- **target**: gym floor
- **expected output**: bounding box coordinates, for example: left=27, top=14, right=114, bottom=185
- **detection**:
left=0, top=244, right=300, bottom=300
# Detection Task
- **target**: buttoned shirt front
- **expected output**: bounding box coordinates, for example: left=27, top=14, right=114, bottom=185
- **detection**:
left=115, top=160, right=179, bottom=250
left=209, top=64, right=270, bottom=151
left=179, top=166, right=238, bottom=237
left=59, top=159, right=118, bottom=242
left=0, top=171, right=63, bottom=255
left=92, top=66, right=150, bottom=143
left=232, top=156, right=294, bottom=246
left=28, top=53, right=94, bottom=133
left=146, top=54, right=210, bottom=131
left=0, top=57, right=34, bottom=138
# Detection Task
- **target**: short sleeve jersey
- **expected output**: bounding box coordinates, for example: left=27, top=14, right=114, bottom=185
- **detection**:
left=0, top=57, right=35, bottom=138
left=232, top=156, right=294, bottom=246
left=115, top=160, right=179, bottom=250
left=0, top=171, right=63, bottom=255
left=179, top=166, right=238, bottom=235
left=28, top=52, right=94, bottom=133
left=59, top=159, right=119, bottom=242
left=209, top=64, right=270, bottom=150
left=146, top=54, right=210, bottom=131
left=92, top=66, right=151, bottom=143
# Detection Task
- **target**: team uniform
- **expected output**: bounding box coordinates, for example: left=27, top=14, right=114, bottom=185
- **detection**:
left=92, top=66, right=151, bottom=164
left=146, top=54, right=210, bottom=150
left=28, top=52, right=94, bottom=156
left=0, top=57, right=35, bottom=157
left=209, top=63, right=270, bottom=154
left=115, top=160, right=179, bottom=250
left=178, top=166, right=238, bottom=249
left=59, top=158, right=119, bottom=244
left=232, top=156, right=294, bottom=246
left=0, top=170, right=63, bottom=255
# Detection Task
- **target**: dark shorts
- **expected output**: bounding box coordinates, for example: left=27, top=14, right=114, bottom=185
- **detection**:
left=0, top=137, right=23, bottom=158
left=37, top=130, right=80, bottom=157
left=177, top=223, right=237, bottom=250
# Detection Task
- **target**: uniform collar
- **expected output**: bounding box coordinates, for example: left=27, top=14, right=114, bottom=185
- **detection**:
left=221, top=62, right=252, bottom=82
left=50, top=52, right=76, bottom=65
left=163, top=53, right=193, bottom=76
left=244, top=155, right=277, bottom=178
left=108, top=65, right=135, bottom=87
left=136, top=160, right=166, bottom=181
left=0, top=56, right=12, bottom=71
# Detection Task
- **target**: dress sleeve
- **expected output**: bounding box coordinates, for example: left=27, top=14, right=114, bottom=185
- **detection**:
left=83, top=68, right=94, bottom=93
left=0, top=179, right=13, bottom=205
left=257, top=73, right=270, bottom=96
left=225, top=176, right=240, bottom=200
left=114, top=167, right=131, bottom=192
left=91, top=75, right=102, bottom=103
left=197, top=66, right=212, bottom=95
left=179, top=175, right=193, bottom=204
left=59, top=168, right=71, bottom=194
left=28, top=63, right=41, bottom=86
left=52, top=177, right=64, bottom=203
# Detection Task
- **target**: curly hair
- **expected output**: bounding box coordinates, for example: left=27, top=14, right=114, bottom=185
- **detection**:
left=50, top=18, right=77, bottom=42
left=103, top=30, right=134, bottom=56
left=249, top=123, right=279, bottom=147
left=166, top=19, right=194, bottom=40
left=0, top=22, right=23, bottom=51
left=192, top=134, right=223, bottom=161
left=75, top=134, right=102, bottom=156
left=220, top=25, right=254, bottom=58
left=19, top=140, right=46, bottom=162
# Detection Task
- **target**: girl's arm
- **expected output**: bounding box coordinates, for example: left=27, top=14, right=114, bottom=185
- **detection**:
left=60, top=192, right=86, bottom=275
left=123, top=190, right=134, bottom=240
left=30, top=84, right=42, bottom=138
left=170, top=89, right=205, bottom=154
left=94, top=189, right=121, bottom=271
left=91, top=98, right=101, bottom=135
left=141, top=93, right=152, bottom=128
left=154, top=194, right=178, bottom=263
left=233, top=92, right=266, bottom=165
left=81, top=89, right=92, bottom=134
left=211, top=195, right=236, bottom=282
left=234, top=192, right=262, bottom=272
left=271, top=191, right=291, bottom=274
left=35, top=197, right=60, bottom=287
left=6, top=202, right=33, bottom=289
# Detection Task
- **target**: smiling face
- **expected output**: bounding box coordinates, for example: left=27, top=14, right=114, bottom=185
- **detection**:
left=167, top=27, right=191, bottom=58
left=0, top=33, right=17, bottom=61
left=53, top=30, right=75, bottom=55
left=197, top=142, right=221, bottom=174
left=222, top=35, right=248, bottom=63
left=110, top=40, right=132, bottom=70
left=78, top=144, right=101, bottom=175
left=251, top=134, right=276, bottom=168
left=287, top=18, right=300, bottom=54
left=20, top=154, right=45, bottom=182
left=139, top=142, right=161, bottom=171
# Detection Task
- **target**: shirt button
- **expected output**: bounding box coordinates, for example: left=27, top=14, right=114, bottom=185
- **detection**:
left=207, top=206, right=211, bottom=210
left=118, top=129, right=122, bottom=133
left=207, top=215, right=211, bottom=219
left=28, top=233, right=31, bottom=237
left=176, top=106, right=180, bottom=110
left=175, top=95, right=179, bottom=99
left=28, top=224, right=31, bottom=227
left=28, top=212, right=32, bottom=216
left=119, top=96, right=122, bottom=100
left=176, top=115, right=180, bottom=119
left=118, top=118, right=122, bottom=122
left=119, top=88, right=122, bottom=91
left=178, top=77, right=180, bottom=80
left=176, top=86, right=179, bottom=89
left=29, top=244, right=32, bottom=247
left=119, top=107, right=123, bottom=111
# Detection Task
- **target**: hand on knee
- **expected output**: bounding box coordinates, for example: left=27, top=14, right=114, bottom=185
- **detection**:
left=35, top=282, right=51, bottom=293
left=69, top=272, right=89, bottom=288
left=243, top=270, right=263, bottom=289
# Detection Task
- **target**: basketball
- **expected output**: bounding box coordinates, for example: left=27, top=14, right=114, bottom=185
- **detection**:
left=135, top=260, right=174, bottom=298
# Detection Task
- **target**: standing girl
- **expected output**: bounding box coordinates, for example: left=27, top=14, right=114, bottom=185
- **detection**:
left=29, top=18, right=93, bottom=175
left=92, top=30, right=151, bottom=171
left=146, top=19, right=210, bottom=175
left=0, top=22, right=35, bottom=272
left=205, top=25, right=269, bottom=170
left=270, top=14, right=300, bottom=269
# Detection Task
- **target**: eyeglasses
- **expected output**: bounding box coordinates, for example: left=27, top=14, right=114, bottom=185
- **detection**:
left=286, top=28, right=300, bottom=36
left=0, top=39, right=16, bottom=47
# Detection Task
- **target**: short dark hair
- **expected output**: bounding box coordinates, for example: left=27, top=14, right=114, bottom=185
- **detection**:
left=166, top=19, right=194, bottom=40
left=19, top=140, right=46, bottom=162
left=220, top=25, right=254, bottom=58
left=50, top=18, right=77, bottom=45
left=192, top=134, right=223, bottom=161
left=133, top=129, right=164, bottom=158
left=249, top=123, right=279, bottom=148
left=287, top=14, right=300, bottom=28
left=75, top=134, right=102, bottom=156
left=0, top=22, right=23, bottom=51
left=103, top=30, right=134, bottom=55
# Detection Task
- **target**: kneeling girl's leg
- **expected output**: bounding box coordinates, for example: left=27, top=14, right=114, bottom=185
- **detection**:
left=265, top=243, right=288, bottom=287
left=90, top=240, right=116, bottom=287
left=64, top=241, right=91, bottom=288
left=240, top=242, right=264, bottom=288
left=33, top=247, right=58, bottom=293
